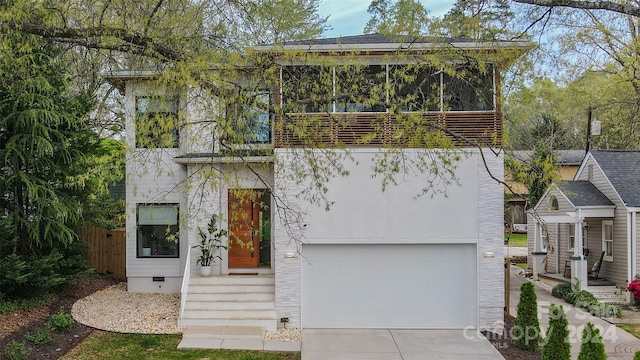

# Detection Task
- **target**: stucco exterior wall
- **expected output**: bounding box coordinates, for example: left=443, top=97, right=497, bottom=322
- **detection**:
left=274, top=148, right=504, bottom=330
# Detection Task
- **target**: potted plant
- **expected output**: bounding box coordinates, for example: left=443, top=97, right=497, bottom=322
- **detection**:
left=192, top=214, right=228, bottom=276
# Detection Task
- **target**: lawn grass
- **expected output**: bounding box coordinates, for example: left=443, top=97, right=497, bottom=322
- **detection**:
left=505, top=233, right=527, bottom=247
left=617, top=324, right=640, bottom=339
left=515, top=263, right=528, bottom=270
left=60, top=332, right=300, bottom=360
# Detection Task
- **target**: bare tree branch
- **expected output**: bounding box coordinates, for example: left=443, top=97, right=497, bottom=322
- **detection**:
left=511, top=0, right=640, bottom=17
left=1, top=21, right=183, bottom=61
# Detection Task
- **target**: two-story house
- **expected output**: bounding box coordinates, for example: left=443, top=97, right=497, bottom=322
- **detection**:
left=105, top=34, right=529, bottom=333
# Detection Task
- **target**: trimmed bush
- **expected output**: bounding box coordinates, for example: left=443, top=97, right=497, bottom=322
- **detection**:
left=552, top=283, right=573, bottom=299
left=565, top=290, right=598, bottom=307
left=514, top=282, right=541, bottom=351
left=542, top=304, right=571, bottom=360
left=578, top=322, right=606, bottom=360
left=634, top=350, right=640, bottom=360
left=51, top=306, right=75, bottom=332
left=588, top=302, right=623, bottom=318
left=3, top=340, right=30, bottom=360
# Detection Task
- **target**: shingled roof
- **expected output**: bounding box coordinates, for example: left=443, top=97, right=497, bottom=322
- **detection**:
left=557, top=180, right=614, bottom=207
left=591, top=150, right=640, bottom=207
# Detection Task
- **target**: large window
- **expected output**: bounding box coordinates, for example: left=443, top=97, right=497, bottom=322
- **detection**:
left=137, top=204, right=179, bottom=258
left=136, top=97, right=179, bottom=148
left=227, top=91, right=271, bottom=144
left=603, top=220, right=613, bottom=261
left=281, top=62, right=494, bottom=113
left=390, top=64, right=440, bottom=112
left=335, top=65, right=386, bottom=112
left=282, top=66, right=332, bottom=113
left=442, top=63, right=494, bottom=111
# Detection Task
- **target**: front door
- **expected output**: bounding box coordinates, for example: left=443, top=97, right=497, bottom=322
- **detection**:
left=228, top=189, right=260, bottom=268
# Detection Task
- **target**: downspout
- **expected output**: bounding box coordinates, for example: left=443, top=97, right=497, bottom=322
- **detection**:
left=633, top=212, right=637, bottom=282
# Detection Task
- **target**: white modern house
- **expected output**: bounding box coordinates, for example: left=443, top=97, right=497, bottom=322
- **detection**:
left=107, top=34, right=529, bottom=333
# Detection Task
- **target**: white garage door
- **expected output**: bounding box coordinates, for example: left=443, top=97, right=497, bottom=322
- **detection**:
left=301, top=244, right=477, bottom=329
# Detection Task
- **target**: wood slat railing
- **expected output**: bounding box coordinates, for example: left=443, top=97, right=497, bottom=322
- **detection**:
left=275, top=111, right=501, bottom=148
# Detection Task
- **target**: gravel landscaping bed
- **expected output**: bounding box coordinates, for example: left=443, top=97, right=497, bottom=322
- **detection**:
left=71, top=283, right=180, bottom=334
left=265, top=328, right=301, bottom=343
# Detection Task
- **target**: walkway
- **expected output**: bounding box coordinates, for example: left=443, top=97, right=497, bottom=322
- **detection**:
left=510, top=266, right=640, bottom=359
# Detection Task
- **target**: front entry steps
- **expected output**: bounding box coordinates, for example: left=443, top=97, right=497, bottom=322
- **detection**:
left=587, top=285, right=628, bottom=304
left=181, top=274, right=277, bottom=331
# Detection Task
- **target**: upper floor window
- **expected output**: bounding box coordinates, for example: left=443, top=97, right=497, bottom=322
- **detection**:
left=227, top=91, right=272, bottom=144
left=335, top=65, right=386, bottom=112
left=281, top=62, right=494, bottom=113
left=550, top=195, right=559, bottom=211
left=442, top=64, right=494, bottom=111
left=135, top=97, right=179, bottom=148
left=282, top=66, right=331, bottom=113
left=390, top=64, right=441, bottom=112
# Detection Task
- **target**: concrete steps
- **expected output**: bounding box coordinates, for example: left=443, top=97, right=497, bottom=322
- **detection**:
left=587, top=285, right=628, bottom=304
left=181, top=275, right=277, bottom=331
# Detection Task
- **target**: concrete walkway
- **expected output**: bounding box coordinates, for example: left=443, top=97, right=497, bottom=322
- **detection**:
left=177, top=326, right=301, bottom=352
left=301, top=329, right=503, bottom=359
left=509, top=266, right=640, bottom=359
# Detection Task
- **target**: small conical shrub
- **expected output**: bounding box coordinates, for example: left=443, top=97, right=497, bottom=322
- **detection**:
left=514, top=282, right=541, bottom=351
left=578, top=322, right=606, bottom=360
left=542, top=304, right=571, bottom=360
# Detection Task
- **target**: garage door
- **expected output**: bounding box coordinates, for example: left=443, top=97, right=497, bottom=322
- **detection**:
left=301, top=244, right=477, bottom=329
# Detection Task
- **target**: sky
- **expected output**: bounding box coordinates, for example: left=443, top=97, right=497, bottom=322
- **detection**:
left=318, top=0, right=456, bottom=38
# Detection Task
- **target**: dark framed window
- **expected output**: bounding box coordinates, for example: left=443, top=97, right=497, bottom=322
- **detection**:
left=227, top=91, right=272, bottom=144
left=282, top=66, right=332, bottom=113
left=390, top=64, right=441, bottom=112
left=442, top=63, right=494, bottom=111
left=335, top=65, right=386, bottom=112
left=135, top=97, right=179, bottom=148
left=136, top=204, right=179, bottom=258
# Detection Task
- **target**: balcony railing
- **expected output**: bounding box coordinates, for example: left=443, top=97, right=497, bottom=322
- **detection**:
left=274, top=111, right=501, bottom=148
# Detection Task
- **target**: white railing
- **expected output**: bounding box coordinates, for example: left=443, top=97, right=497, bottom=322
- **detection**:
left=178, top=247, right=191, bottom=331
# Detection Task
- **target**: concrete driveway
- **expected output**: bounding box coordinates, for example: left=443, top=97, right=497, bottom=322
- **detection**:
left=301, top=328, right=503, bottom=359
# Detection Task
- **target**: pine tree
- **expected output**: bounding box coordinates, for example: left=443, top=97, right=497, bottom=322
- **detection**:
left=514, top=282, right=541, bottom=351
left=542, top=304, right=571, bottom=360
left=577, top=322, right=606, bottom=360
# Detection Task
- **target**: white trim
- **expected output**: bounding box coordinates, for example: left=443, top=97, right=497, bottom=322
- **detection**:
left=174, top=156, right=273, bottom=164
left=628, top=212, right=633, bottom=284
left=575, top=152, right=627, bottom=208
left=253, top=41, right=533, bottom=53
left=602, top=220, right=614, bottom=262
left=568, top=223, right=576, bottom=251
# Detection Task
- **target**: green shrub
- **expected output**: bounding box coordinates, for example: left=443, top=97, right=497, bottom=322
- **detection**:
left=578, top=322, right=606, bottom=360
left=51, top=306, right=75, bottom=332
left=24, top=322, right=53, bottom=346
left=514, top=282, right=541, bottom=351
left=634, top=350, right=640, bottom=360
left=565, top=290, right=598, bottom=308
left=552, top=283, right=573, bottom=299
left=588, top=302, right=623, bottom=318
left=3, top=340, right=30, bottom=360
left=542, top=304, right=571, bottom=360
left=0, top=242, right=91, bottom=300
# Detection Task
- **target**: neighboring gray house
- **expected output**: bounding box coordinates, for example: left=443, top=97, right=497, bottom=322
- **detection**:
left=528, top=150, right=640, bottom=301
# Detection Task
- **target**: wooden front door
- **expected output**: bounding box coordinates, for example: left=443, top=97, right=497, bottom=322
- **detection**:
left=228, top=190, right=260, bottom=268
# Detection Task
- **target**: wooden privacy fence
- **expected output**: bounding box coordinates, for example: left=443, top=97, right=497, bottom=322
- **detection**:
left=81, top=225, right=126, bottom=281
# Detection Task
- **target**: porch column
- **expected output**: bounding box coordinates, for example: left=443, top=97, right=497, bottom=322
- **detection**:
left=571, top=209, right=588, bottom=290
left=532, top=220, right=547, bottom=280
